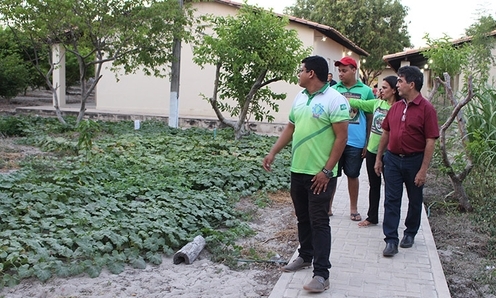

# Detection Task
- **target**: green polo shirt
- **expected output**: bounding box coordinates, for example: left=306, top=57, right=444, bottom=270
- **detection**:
left=289, top=83, right=350, bottom=176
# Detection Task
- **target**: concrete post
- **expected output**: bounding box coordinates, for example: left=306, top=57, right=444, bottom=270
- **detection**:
left=168, top=0, right=183, bottom=128
left=400, top=60, right=411, bottom=67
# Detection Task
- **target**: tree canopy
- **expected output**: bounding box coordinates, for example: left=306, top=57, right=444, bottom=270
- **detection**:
left=0, top=0, right=195, bottom=124
left=422, top=14, right=496, bottom=89
left=0, top=26, right=95, bottom=98
left=0, top=27, right=31, bottom=99
left=463, top=15, right=496, bottom=88
left=193, top=4, right=311, bottom=139
left=285, top=0, right=411, bottom=85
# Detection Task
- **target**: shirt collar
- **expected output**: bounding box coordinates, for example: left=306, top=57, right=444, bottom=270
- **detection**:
left=405, top=93, right=424, bottom=105
left=303, top=82, right=329, bottom=98
left=335, top=80, right=365, bottom=89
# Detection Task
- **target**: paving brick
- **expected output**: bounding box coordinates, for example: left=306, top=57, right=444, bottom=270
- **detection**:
left=268, top=164, right=451, bottom=298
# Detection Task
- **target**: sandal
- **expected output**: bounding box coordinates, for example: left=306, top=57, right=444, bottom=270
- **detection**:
left=358, top=219, right=375, bottom=227
left=350, top=213, right=362, bottom=221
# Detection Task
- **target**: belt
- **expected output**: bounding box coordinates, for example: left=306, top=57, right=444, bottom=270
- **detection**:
left=389, top=151, right=423, bottom=158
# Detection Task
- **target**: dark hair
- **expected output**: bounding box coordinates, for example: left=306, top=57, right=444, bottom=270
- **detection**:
left=382, top=75, right=401, bottom=102
left=302, top=56, right=328, bottom=83
left=397, top=66, right=423, bottom=92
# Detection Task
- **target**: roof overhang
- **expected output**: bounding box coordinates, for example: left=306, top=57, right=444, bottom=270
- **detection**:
left=383, top=30, right=496, bottom=72
left=202, top=0, right=369, bottom=57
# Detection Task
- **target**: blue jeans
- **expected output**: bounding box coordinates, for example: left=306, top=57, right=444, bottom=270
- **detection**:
left=382, top=151, right=424, bottom=245
left=337, top=145, right=363, bottom=178
left=290, top=172, right=335, bottom=280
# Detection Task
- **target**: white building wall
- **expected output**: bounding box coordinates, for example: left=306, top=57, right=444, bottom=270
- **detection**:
left=489, top=47, right=496, bottom=85
left=378, top=66, right=432, bottom=97
left=377, top=67, right=396, bottom=93
left=95, top=2, right=362, bottom=124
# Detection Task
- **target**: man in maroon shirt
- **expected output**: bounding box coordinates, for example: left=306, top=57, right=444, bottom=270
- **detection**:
left=374, top=66, right=439, bottom=257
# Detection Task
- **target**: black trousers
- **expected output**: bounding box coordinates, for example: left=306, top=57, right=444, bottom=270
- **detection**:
left=365, top=150, right=383, bottom=224
left=290, top=172, right=336, bottom=280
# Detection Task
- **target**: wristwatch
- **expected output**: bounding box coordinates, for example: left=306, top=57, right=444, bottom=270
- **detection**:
left=321, top=168, right=333, bottom=179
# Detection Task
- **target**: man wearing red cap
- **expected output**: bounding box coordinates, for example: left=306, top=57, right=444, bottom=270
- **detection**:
left=329, top=56, right=375, bottom=222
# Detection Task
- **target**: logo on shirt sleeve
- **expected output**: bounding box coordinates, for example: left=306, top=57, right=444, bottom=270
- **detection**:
left=340, top=104, right=347, bottom=110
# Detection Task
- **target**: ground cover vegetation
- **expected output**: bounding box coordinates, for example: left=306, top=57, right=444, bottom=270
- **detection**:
left=0, top=116, right=292, bottom=289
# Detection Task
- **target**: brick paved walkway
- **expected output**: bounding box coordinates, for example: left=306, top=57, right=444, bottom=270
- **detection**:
left=268, top=165, right=450, bottom=298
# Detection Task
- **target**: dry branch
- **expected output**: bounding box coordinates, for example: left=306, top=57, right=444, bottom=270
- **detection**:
left=433, top=73, right=474, bottom=211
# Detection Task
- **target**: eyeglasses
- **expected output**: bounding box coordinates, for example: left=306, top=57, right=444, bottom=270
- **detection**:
left=297, top=68, right=311, bottom=75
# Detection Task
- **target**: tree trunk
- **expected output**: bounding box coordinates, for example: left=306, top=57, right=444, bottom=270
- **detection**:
left=208, top=63, right=263, bottom=140
left=54, top=106, right=66, bottom=125
left=234, top=125, right=248, bottom=140
left=447, top=173, right=473, bottom=212
left=77, top=75, right=101, bottom=124
left=434, top=73, right=474, bottom=212
left=52, top=84, right=66, bottom=125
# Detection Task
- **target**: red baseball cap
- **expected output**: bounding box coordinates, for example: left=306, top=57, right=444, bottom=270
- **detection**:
left=334, top=57, right=357, bottom=68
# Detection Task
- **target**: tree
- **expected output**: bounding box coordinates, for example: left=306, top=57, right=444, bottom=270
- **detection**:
left=193, top=4, right=311, bottom=139
left=463, top=15, right=496, bottom=89
left=0, top=0, right=195, bottom=124
left=0, top=54, right=31, bottom=99
left=422, top=14, right=496, bottom=89
left=0, top=26, right=89, bottom=95
left=429, top=74, right=474, bottom=212
left=422, top=14, right=496, bottom=212
left=422, top=33, right=470, bottom=78
left=285, top=0, right=411, bottom=85
left=0, top=27, right=31, bottom=99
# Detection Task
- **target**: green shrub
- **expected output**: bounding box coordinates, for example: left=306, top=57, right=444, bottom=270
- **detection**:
left=464, top=86, right=496, bottom=257
left=466, top=85, right=496, bottom=138
left=0, top=54, right=30, bottom=99
left=466, top=164, right=496, bottom=257
left=0, top=118, right=291, bottom=288
left=0, top=116, right=30, bottom=137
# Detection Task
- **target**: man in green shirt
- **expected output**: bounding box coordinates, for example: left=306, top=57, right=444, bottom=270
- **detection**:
left=263, top=55, right=349, bottom=293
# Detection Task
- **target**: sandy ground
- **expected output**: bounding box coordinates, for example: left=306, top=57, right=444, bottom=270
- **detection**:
left=0, top=256, right=281, bottom=298
left=1, top=258, right=266, bottom=298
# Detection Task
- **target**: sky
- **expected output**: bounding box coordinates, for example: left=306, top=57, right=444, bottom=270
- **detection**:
left=246, top=0, right=496, bottom=48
